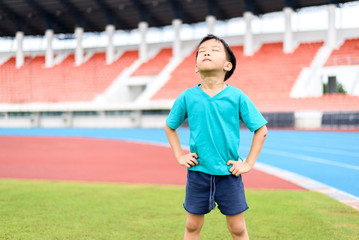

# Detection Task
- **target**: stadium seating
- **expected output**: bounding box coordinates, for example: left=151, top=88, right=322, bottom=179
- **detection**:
left=0, top=51, right=138, bottom=103
left=1, top=41, right=359, bottom=112
left=152, top=41, right=359, bottom=112
left=229, top=42, right=323, bottom=106
left=325, top=38, right=359, bottom=66
left=131, top=48, right=172, bottom=76
left=152, top=42, right=340, bottom=110
left=151, top=50, right=200, bottom=100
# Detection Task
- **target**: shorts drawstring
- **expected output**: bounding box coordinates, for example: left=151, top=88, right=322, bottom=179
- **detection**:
left=209, top=175, right=216, bottom=211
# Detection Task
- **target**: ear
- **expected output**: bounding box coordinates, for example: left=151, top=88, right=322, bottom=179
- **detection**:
left=195, top=66, right=199, bottom=73
left=223, top=62, right=232, bottom=72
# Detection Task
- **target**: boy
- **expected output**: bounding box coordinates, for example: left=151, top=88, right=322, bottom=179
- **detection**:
left=164, top=34, right=267, bottom=240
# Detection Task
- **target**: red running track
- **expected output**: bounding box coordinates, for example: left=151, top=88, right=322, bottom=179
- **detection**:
left=0, top=136, right=304, bottom=190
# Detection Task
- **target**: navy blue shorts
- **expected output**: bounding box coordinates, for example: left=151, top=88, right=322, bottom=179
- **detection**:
left=184, top=170, right=249, bottom=216
left=183, top=170, right=248, bottom=216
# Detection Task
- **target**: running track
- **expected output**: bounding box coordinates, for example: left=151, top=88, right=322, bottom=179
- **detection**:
left=1, top=128, right=358, bottom=198
left=0, top=135, right=301, bottom=190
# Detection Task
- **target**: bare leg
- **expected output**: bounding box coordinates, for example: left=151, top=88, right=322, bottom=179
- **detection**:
left=226, top=212, right=249, bottom=240
left=184, top=212, right=205, bottom=240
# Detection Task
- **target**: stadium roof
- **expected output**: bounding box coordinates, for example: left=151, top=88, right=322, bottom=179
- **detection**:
left=0, top=0, right=357, bottom=37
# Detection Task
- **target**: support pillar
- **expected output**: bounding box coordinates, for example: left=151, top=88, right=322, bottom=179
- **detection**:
left=244, top=11, right=254, bottom=56
left=106, top=24, right=115, bottom=64
left=283, top=7, right=294, bottom=53
left=138, top=21, right=148, bottom=61
left=206, top=15, right=216, bottom=34
left=16, top=31, right=24, bottom=69
left=75, top=27, right=84, bottom=66
left=327, top=4, right=337, bottom=48
left=172, top=19, right=182, bottom=59
left=45, top=29, right=54, bottom=67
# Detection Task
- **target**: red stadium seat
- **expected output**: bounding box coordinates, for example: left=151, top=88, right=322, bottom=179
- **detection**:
left=151, top=50, right=200, bottom=100
left=325, top=38, right=359, bottom=66
left=0, top=51, right=138, bottom=103
left=132, top=48, right=172, bottom=76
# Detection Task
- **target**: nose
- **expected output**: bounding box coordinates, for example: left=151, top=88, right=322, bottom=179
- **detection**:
left=204, top=52, right=210, bottom=56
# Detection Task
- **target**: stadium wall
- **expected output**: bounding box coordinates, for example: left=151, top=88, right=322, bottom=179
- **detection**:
left=1, top=110, right=359, bottom=129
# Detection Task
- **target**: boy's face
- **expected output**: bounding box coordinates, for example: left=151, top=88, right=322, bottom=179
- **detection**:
left=195, top=39, right=232, bottom=75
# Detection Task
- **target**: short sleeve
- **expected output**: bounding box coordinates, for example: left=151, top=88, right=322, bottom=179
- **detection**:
left=166, top=92, right=188, bottom=130
left=239, top=93, right=267, bottom=132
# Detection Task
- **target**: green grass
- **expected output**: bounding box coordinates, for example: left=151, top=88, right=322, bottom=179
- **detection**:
left=1, top=179, right=358, bottom=240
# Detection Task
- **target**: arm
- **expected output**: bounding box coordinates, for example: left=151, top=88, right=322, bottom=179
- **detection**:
left=164, top=124, right=199, bottom=168
left=227, top=125, right=267, bottom=176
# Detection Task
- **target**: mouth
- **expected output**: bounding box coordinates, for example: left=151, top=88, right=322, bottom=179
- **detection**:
left=202, top=58, right=211, bottom=62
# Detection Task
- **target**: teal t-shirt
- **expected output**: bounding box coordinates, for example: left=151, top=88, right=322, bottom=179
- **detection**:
left=166, top=84, right=267, bottom=175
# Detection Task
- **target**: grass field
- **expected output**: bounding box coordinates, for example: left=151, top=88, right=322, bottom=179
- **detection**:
left=1, top=179, right=358, bottom=240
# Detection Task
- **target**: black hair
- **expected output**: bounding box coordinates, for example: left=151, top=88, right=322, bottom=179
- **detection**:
left=196, top=34, right=236, bottom=81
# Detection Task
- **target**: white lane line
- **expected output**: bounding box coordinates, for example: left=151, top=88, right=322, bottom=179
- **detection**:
left=263, top=144, right=359, bottom=158
left=262, top=149, right=359, bottom=171
left=254, top=162, right=359, bottom=211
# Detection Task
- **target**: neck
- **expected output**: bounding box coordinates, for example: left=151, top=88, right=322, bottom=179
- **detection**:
left=200, top=77, right=225, bottom=90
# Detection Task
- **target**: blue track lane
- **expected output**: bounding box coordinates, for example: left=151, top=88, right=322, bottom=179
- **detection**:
left=1, top=128, right=358, bottom=198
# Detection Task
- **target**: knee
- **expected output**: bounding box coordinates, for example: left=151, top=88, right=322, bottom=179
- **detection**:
left=228, top=222, right=246, bottom=237
left=186, top=219, right=203, bottom=233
